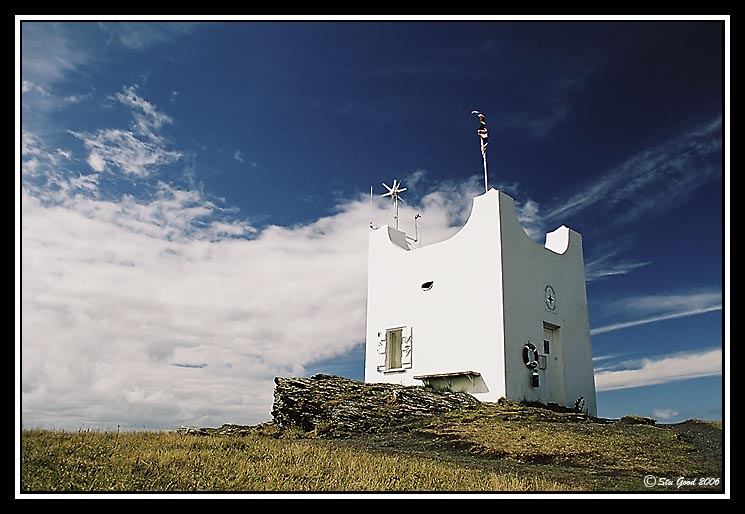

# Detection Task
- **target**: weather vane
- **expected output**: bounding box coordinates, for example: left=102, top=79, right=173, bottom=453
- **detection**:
left=471, top=110, right=489, bottom=193
left=381, top=179, right=407, bottom=230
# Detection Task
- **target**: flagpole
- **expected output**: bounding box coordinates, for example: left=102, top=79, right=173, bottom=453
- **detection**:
left=482, top=148, right=488, bottom=193
left=394, top=194, right=399, bottom=229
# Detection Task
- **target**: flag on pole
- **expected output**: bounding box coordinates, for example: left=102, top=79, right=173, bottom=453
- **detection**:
left=471, top=110, right=490, bottom=193
left=476, top=113, right=488, bottom=155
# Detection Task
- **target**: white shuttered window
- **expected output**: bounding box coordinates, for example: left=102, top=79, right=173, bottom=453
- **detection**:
left=377, top=326, right=413, bottom=372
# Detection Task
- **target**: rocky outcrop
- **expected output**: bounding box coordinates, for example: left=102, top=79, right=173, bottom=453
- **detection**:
left=618, top=415, right=657, bottom=426
left=176, top=423, right=273, bottom=437
left=271, top=374, right=480, bottom=436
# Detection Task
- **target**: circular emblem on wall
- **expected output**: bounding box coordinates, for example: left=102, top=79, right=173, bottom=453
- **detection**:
left=545, top=284, right=556, bottom=312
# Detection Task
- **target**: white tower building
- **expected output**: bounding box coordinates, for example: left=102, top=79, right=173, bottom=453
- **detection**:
left=364, top=188, right=597, bottom=416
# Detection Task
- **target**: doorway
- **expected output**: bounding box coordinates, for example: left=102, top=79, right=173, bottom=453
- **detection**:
left=543, top=323, right=565, bottom=405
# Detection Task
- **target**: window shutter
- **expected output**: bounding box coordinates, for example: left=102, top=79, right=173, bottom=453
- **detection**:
left=376, top=331, right=387, bottom=372
left=401, top=326, right=413, bottom=369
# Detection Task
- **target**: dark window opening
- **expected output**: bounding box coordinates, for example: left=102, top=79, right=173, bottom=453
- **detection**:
left=543, top=339, right=550, bottom=354
left=421, top=281, right=434, bottom=291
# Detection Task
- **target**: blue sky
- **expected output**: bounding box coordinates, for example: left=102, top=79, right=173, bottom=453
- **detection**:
left=18, top=19, right=727, bottom=429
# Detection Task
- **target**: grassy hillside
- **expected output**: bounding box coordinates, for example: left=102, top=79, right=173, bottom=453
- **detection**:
left=21, top=428, right=566, bottom=492
left=21, top=401, right=723, bottom=492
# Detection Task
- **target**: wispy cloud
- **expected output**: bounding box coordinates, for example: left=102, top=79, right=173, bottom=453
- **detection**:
left=585, top=240, right=651, bottom=282
left=22, top=21, right=197, bottom=89
left=545, top=115, right=722, bottom=225
left=652, top=408, right=679, bottom=420
left=514, top=198, right=546, bottom=241
left=594, top=348, right=721, bottom=391
left=592, top=353, right=626, bottom=363
left=20, top=21, right=196, bottom=138
left=71, top=85, right=181, bottom=177
left=21, top=23, right=93, bottom=84
left=586, top=260, right=651, bottom=282
left=22, top=80, right=51, bottom=96
left=404, top=169, right=427, bottom=189
left=591, top=289, right=722, bottom=335
left=115, top=85, right=174, bottom=143
left=606, top=290, right=722, bottom=315
left=22, top=132, right=66, bottom=176
left=21, top=78, right=93, bottom=113
left=476, top=116, right=721, bottom=279
left=73, top=128, right=182, bottom=177
left=233, top=150, right=244, bottom=163
left=504, top=60, right=596, bottom=138
left=22, top=131, right=101, bottom=201
left=591, top=305, right=722, bottom=335
left=591, top=290, right=722, bottom=335
left=97, top=22, right=197, bottom=51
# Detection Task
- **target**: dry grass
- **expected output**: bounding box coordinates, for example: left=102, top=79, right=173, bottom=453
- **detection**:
left=21, top=429, right=570, bottom=492
left=412, top=404, right=722, bottom=490
left=21, top=401, right=722, bottom=493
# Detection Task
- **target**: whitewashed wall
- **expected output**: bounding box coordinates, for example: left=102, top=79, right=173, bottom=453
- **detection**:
left=497, top=193, right=597, bottom=416
left=364, top=189, right=597, bottom=415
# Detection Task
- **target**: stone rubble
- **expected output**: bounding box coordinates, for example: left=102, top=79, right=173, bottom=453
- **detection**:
left=271, top=374, right=480, bottom=436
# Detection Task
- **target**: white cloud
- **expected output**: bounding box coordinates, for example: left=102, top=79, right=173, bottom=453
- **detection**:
left=72, top=86, right=181, bottom=177
left=60, top=183, right=252, bottom=241
left=607, top=291, right=722, bottom=316
left=21, top=23, right=92, bottom=84
left=594, top=348, right=721, bottom=392
left=86, top=152, right=106, bottom=172
left=20, top=22, right=189, bottom=129
left=652, top=408, right=679, bottom=420
left=545, top=115, right=722, bottom=225
left=22, top=132, right=63, bottom=176
left=114, top=85, right=174, bottom=143
left=22, top=81, right=93, bottom=114
left=404, top=169, right=427, bottom=188
left=586, top=260, right=651, bottom=282
left=21, top=168, right=479, bottom=429
left=22, top=80, right=51, bottom=96
left=591, top=290, right=722, bottom=335
left=22, top=22, right=196, bottom=86
left=233, top=150, right=244, bottom=163
left=22, top=133, right=45, bottom=159
left=61, top=93, right=91, bottom=105
left=514, top=198, right=545, bottom=241
left=21, top=152, right=723, bottom=427
left=592, top=353, right=625, bottom=363
left=591, top=306, right=722, bottom=335
left=74, top=128, right=181, bottom=177
left=97, top=22, right=197, bottom=51
left=584, top=241, right=652, bottom=282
